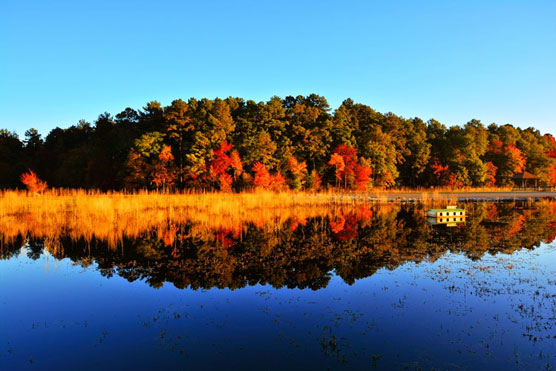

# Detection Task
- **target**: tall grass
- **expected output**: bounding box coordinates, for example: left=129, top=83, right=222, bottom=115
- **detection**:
left=0, top=188, right=529, bottom=249
left=0, top=190, right=364, bottom=248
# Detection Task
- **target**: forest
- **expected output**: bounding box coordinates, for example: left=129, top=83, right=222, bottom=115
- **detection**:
left=1, top=94, right=555, bottom=191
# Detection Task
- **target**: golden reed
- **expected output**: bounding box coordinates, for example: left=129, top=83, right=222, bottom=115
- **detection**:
left=0, top=188, right=466, bottom=249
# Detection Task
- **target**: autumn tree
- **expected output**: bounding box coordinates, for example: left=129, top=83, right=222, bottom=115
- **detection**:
left=354, top=158, right=373, bottom=191
left=328, top=153, right=345, bottom=188
left=430, top=157, right=463, bottom=188
left=252, top=162, right=285, bottom=191
left=126, top=132, right=176, bottom=189
left=307, top=169, right=322, bottom=191
left=287, top=156, right=308, bottom=190
left=252, top=162, right=272, bottom=189
left=484, top=139, right=526, bottom=185
left=329, top=146, right=357, bottom=188
left=207, top=141, right=243, bottom=192
left=151, top=145, right=177, bottom=189
left=328, top=145, right=373, bottom=190
left=20, top=169, right=48, bottom=193
left=545, top=134, right=556, bottom=186
left=485, top=161, right=497, bottom=187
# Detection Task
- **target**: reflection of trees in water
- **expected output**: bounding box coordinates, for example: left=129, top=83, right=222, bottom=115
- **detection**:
left=1, top=201, right=556, bottom=290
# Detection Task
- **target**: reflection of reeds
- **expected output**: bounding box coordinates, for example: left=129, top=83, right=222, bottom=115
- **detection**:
left=1, top=189, right=546, bottom=251
left=0, top=190, right=368, bottom=248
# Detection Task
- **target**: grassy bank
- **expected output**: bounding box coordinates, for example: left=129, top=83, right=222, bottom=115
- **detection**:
left=0, top=190, right=364, bottom=248
left=1, top=189, right=554, bottom=249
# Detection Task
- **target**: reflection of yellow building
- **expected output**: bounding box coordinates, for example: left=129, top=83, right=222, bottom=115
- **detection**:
left=427, top=206, right=466, bottom=227
left=427, top=217, right=465, bottom=227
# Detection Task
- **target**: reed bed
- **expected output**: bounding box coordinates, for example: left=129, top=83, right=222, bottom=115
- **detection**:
left=0, top=188, right=525, bottom=249
left=0, top=190, right=363, bottom=248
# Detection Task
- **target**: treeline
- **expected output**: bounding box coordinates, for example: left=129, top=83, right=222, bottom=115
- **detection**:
left=1, top=94, right=555, bottom=190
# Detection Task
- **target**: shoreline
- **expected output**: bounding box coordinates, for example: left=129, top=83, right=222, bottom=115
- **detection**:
left=354, top=191, right=556, bottom=202
left=2, top=189, right=556, bottom=203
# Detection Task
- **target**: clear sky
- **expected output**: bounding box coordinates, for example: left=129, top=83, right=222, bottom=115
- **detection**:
left=1, top=0, right=555, bottom=137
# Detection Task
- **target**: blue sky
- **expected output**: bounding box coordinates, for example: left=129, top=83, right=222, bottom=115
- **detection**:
left=1, top=0, right=555, bottom=137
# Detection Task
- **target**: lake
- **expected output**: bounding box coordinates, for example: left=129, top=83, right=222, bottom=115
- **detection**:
left=2, top=200, right=556, bottom=370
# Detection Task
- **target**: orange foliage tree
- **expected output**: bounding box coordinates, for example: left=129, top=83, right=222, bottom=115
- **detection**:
left=252, top=162, right=285, bottom=191
left=20, top=169, right=48, bottom=193
left=485, top=139, right=526, bottom=185
left=208, top=141, right=243, bottom=192
left=545, top=134, right=556, bottom=186
left=546, top=134, right=556, bottom=158
left=125, top=132, right=177, bottom=189
left=252, top=162, right=271, bottom=189
left=328, top=145, right=372, bottom=190
left=309, top=169, right=322, bottom=191
left=328, top=153, right=345, bottom=187
left=271, top=172, right=287, bottom=191
left=329, top=145, right=357, bottom=187
left=229, top=151, right=243, bottom=180
left=485, top=161, right=497, bottom=187
left=354, top=161, right=373, bottom=191
left=287, top=156, right=308, bottom=190
left=506, top=143, right=526, bottom=173
left=151, top=145, right=177, bottom=188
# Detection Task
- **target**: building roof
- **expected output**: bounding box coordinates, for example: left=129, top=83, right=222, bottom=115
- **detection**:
left=512, top=171, right=539, bottom=180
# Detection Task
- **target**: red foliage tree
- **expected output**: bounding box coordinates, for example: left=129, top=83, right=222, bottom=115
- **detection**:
left=549, top=165, right=556, bottom=187
left=328, top=145, right=370, bottom=189
left=252, top=162, right=272, bottom=189
left=252, top=162, right=286, bottom=191
left=20, top=169, right=48, bottom=193
left=546, top=134, right=556, bottom=158
left=329, top=213, right=359, bottom=241
left=431, top=158, right=449, bottom=184
left=271, top=172, right=287, bottom=191
left=332, top=145, right=358, bottom=187
left=208, top=141, right=242, bottom=192
left=430, top=158, right=462, bottom=188
left=354, top=163, right=373, bottom=191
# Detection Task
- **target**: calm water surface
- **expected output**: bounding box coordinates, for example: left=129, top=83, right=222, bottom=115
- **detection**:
left=2, top=201, right=556, bottom=370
